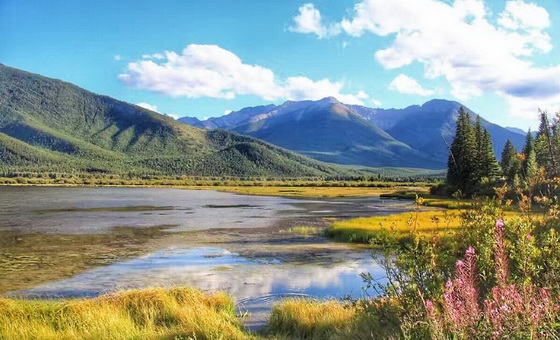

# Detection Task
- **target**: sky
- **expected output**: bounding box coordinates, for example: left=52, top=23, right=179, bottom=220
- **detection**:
left=2, top=0, right=560, bottom=129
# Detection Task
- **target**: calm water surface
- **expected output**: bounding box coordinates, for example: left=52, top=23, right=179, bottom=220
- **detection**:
left=0, top=186, right=413, bottom=328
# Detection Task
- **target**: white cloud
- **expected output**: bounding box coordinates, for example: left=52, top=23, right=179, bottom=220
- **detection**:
left=136, top=102, right=158, bottom=112
left=224, top=110, right=233, bottom=115
left=498, top=0, right=550, bottom=30
left=142, top=53, right=165, bottom=60
left=371, top=99, right=382, bottom=106
left=114, top=55, right=122, bottom=61
left=292, top=0, right=560, bottom=118
left=289, top=3, right=340, bottom=38
left=389, top=74, right=434, bottom=96
left=120, top=44, right=367, bottom=105
left=166, top=113, right=180, bottom=120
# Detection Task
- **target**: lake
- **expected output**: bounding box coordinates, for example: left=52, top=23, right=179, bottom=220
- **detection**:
left=0, top=186, right=414, bottom=328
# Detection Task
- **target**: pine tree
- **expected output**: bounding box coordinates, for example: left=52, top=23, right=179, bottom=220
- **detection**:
left=473, top=115, right=485, bottom=181
left=481, top=129, right=501, bottom=179
left=521, top=130, right=537, bottom=182
left=447, top=107, right=477, bottom=192
left=535, top=111, right=557, bottom=176
left=500, top=140, right=518, bottom=184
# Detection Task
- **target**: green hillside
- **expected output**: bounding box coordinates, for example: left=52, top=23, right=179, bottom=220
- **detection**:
left=0, top=65, right=351, bottom=178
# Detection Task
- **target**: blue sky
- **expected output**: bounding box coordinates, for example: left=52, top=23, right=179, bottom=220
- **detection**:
left=2, top=0, right=559, bottom=129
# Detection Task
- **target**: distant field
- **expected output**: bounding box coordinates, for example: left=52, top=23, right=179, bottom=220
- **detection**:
left=0, top=176, right=432, bottom=198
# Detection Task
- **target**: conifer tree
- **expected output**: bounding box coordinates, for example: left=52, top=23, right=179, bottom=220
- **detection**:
left=473, top=115, right=485, bottom=180
left=535, top=111, right=557, bottom=176
left=481, top=129, right=501, bottom=179
left=447, top=107, right=477, bottom=192
left=521, top=131, right=537, bottom=181
left=500, top=139, right=517, bottom=179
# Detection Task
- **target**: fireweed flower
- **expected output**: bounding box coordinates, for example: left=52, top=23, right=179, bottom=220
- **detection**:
left=429, top=221, right=557, bottom=338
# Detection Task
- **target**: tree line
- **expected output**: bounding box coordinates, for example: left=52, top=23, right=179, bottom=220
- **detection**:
left=445, top=107, right=559, bottom=195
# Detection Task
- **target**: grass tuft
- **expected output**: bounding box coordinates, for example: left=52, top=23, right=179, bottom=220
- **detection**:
left=267, top=299, right=356, bottom=339
left=0, top=287, right=254, bottom=340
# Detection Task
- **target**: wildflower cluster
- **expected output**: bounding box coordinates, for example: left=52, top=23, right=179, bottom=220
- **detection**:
left=425, top=220, right=559, bottom=339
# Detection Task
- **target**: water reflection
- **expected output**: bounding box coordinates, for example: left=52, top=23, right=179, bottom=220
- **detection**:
left=14, top=246, right=385, bottom=328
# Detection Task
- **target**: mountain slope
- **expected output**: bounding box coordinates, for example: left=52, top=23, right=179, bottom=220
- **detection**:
left=350, top=100, right=526, bottom=161
left=229, top=97, right=438, bottom=168
left=0, top=64, right=351, bottom=177
left=179, top=97, right=524, bottom=169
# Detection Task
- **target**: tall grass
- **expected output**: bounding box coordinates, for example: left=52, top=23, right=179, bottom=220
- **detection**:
left=267, top=299, right=356, bottom=339
left=326, top=211, right=461, bottom=245
left=0, top=287, right=253, bottom=340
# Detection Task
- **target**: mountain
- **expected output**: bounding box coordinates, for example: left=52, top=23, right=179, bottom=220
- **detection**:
left=0, top=64, right=351, bottom=178
left=179, top=98, right=525, bottom=169
left=229, top=97, right=438, bottom=168
left=505, top=127, right=527, bottom=135
left=349, top=100, right=525, bottom=162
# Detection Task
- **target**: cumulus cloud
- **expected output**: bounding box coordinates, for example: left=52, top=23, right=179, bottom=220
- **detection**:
left=119, top=44, right=367, bottom=105
left=389, top=74, right=435, bottom=96
left=289, top=3, right=340, bottom=38
left=291, top=0, right=560, bottom=117
left=136, top=102, right=158, bottom=112
left=114, top=55, right=122, bottom=61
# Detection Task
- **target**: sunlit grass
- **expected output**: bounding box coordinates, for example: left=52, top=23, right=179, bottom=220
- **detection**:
left=0, top=287, right=253, bottom=340
left=214, top=185, right=425, bottom=198
left=280, top=226, right=323, bottom=236
left=326, top=210, right=463, bottom=245
left=267, top=298, right=400, bottom=339
left=326, top=209, right=528, bottom=245
left=381, top=191, right=472, bottom=209
left=267, top=299, right=356, bottom=339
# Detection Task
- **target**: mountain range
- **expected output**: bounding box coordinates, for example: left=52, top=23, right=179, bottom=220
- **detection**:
left=0, top=64, right=350, bottom=178
left=179, top=97, right=526, bottom=169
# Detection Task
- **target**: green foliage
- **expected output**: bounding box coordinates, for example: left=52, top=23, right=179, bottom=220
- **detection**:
left=447, top=109, right=501, bottom=194
left=0, top=65, right=354, bottom=178
left=501, top=139, right=520, bottom=184
left=447, top=107, right=477, bottom=192
left=371, top=184, right=560, bottom=339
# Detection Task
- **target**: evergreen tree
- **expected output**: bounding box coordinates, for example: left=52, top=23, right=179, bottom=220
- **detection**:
left=481, top=129, right=501, bottom=179
left=473, top=115, right=485, bottom=181
left=535, top=111, right=557, bottom=176
left=500, top=140, right=518, bottom=184
left=447, top=107, right=477, bottom=192
left=521, top=130, right=537, bottom=182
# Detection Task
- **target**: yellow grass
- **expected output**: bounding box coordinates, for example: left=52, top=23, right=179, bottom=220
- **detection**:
left=326, top=210, right=463, bottom=244
left=212, top=185, right=425, bottom=198
left=280, top=226, right=323, bottom=236
left=267, top=299, right=356, bottom=339
left=326, top=210, right=526, bottom=245
left=0, top=287, right=254, bottom=340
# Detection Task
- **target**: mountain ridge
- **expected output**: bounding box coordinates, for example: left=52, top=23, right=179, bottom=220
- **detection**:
left=179, top=98, right=526, bottom=169
left=0, top=64, right=352, bottom=178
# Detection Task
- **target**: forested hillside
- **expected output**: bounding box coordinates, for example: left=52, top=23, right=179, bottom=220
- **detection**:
left=0, top=65, right=351, bottom=178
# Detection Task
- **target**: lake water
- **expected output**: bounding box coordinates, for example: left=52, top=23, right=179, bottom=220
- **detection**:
left=0, top=186, right=414, bottom=328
